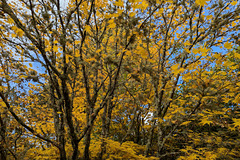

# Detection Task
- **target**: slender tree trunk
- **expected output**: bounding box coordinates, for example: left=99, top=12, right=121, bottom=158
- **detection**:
left=59, top=114, right=67, bottom=160
left=106, top=100, right=113, bottom=134
left=59, top=144, right=67, bottom=160
left=72, top=141, right=79, bottom=160
left=84, top=127, right=92, bottom=160
left=50, top=82, right=67, bottom=160
left=98, top=103, right=107, bottom=160
left=52, top=101, right=66, bottom=160
left=0, top=148, right=7, bottom=160
left=157, top=122, right=164, bottom=158
left=49, top=39, right=67, bottom=160
left=135, top=115, right=141, bottom=144
left=144, top=120, right=156, bottom=157
left=98, top=98, right=113, bottom=159
left=84, top=104, right=94, bottom=160
left=0, top=114, right=7, bottom=160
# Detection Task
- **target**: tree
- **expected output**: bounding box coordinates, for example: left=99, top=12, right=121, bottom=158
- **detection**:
left=0, top=0, right=239, bottom=159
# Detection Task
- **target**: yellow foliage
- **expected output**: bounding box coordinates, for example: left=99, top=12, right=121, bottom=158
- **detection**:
left=195, top=0, right=209, bottom=6
left=224, top=42, right=232, bottom=49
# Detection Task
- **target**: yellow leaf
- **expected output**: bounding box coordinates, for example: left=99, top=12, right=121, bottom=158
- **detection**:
left=16, top=29, right=24, bottom=37
left=29, top=63, right=33, bottom=67
left=75, top=50, right=80, bottom=57
left=12, top=26, right=24, bottom=37
left=214, top=110, right=223, bottom=115
left=216, top=137, right=222, bottom=143
left=181, top=121, right=191, bottom=126
left=75, top=40, right=81, bottom=44
left=14, top=80, right=21, bottom=83
left=158, top=8, right=164, bottom=14
left=231, top=1, right=237, bottom=5
left=195, top=0, right=208, bottom=6
left=171, top=64, right=179, bottom=71
left=85, top=57, right=96, bottom=62
left=229, top=65, right=237, bottom=70
left=96, top=49, right=101, bottom=53
left=140, top=1, right=148, bottom=10
left=105, top=14, right=112, bottom=19
left=125, top=50, right=131, bottom=56
left=45, top=46, right=51, bottom=52
left=11, top=33, right=17, bottom=38
left=138, top=46, right=148, bottom=58
left=114, top=0, right=124, bottom=7
left=185, top=48, right=191, bottom=53
left=224, top=42, right=232, bottom=49
left=232, top=21, right=237, bottom=27
left=12, top=26, right=18, bottom=31
left=236, top=82, right=240, bottom=87
left=66, top=54, right=72, bottom=63
left=179, top=68, right=185, bottom=74
left=200, top=47, right=210, bottom=56
left=205, top=152, right=217, bottom=159
left=85, top=25, right=91, bottom=33
left=206, top=15, right=213, bottom=19
left=129, top=12, right=135, bottom=17
left=184, top=41, right=191, bottom=46
left=232, top=118, right=240, bottom=127
left=192, top=48, right=199, bottom=54
left=8, top=18, right=14, bottom=24
left=109, top=23, right=116, bottom=29
left=200, top=118, right=212, bottom=125
left=141, top=52, right=148, bottom=58
left=234, top=52, right=240, bottom=59
left=53, top=45, right=58, bottom=52
left=233, top=94, right=240, bottom=104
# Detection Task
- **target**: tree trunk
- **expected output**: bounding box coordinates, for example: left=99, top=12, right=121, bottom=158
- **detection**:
left=157, top=122, right=164, bottom=158
left=84, top=104, right=94, bottom=160
left=0, top=114, right=7, bottom=160
left=84, top=127, right=92, bottom=160
left=59, top=145, right=67, bottom=160
left=50, top=81, right=66, bottom=160
left=98, top=103, right=107, bottom=160
left=144, top=120, right=156, bottom=157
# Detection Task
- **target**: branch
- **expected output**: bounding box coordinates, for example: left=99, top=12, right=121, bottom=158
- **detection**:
left=1, top=0, right=62, bottom=79
left=0, top=91, right=58, bottom=147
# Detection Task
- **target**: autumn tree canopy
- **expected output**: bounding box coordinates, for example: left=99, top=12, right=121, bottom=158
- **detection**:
left=0, top=0, right=240, bottom=159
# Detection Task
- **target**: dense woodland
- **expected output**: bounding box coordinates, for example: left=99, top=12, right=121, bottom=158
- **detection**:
left=0, top=0, right=240, bottom=159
